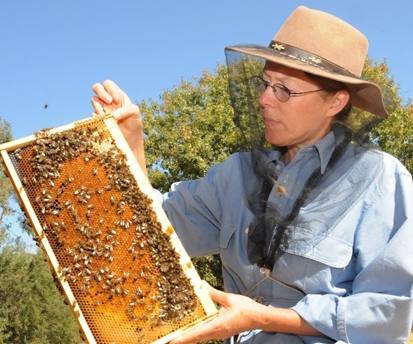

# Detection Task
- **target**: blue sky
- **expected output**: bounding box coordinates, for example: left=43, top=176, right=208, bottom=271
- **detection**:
left=1, top=0, right=412, bottom=245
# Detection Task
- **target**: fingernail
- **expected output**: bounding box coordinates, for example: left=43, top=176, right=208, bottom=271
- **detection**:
left=113, top=110, right=120, bottom=119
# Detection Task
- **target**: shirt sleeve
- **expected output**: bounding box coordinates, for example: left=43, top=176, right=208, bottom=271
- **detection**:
left=292, top=158, right=413, bottom=343
left=158, top=154, right=243, bottom=257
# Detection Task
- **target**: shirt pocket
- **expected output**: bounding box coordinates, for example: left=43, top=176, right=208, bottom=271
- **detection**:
left=285, top=232, right=353, bottom=269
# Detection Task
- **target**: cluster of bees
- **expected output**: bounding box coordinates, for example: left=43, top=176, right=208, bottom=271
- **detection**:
left=11, top=119, right=202, bottom=342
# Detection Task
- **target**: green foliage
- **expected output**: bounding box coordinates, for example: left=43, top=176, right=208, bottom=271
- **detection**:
left=354, top=58, right=413, bottom=174
left=0, top=230, right=82, bottom=343
left=0, top=117, right=15, bottom=224
left=374, top=104, right=413, bottom=174
left=141, top=64, right=237, bottom=192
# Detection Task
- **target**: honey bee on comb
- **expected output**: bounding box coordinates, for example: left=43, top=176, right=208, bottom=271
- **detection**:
left=0, top=115, right=217, bottom=344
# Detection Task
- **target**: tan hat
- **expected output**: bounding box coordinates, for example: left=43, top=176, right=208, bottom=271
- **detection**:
left=225, top=6, right=389, bottom=117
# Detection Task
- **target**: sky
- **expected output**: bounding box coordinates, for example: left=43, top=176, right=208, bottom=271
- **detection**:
left=1, top=0, right=413, bottom=246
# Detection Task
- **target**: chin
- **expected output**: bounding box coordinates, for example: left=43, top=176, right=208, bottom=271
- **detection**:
left=265, top=130, right=285, bottom=147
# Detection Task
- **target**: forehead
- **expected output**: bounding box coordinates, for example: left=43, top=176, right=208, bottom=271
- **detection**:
left=263, top=61, right=311, bottom=83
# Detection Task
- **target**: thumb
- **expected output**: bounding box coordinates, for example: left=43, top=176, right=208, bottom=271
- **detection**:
left=202, top=280, right=227, bottom=305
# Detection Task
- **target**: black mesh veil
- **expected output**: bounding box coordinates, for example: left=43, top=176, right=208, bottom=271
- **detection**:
left=225, top=49, right=390, bottom=270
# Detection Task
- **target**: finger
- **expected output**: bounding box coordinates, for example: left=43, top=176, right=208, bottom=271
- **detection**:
left=102, top=80, right=121, bottom=103
left=91, top=95, right=107, bottom=115
left=202, top=281, right=228, bottom=305
left=113, top=103, right=140, bottom=120
left=169, top=316, right=224, bottom=344
left=92, top=83, right=113, bottom=104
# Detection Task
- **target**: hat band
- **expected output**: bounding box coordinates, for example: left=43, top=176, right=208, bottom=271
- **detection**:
left=268, top=40, right=357, bottom=78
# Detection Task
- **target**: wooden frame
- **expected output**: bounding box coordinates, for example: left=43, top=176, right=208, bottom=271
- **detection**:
left=0, top=114, right=217, bottom=343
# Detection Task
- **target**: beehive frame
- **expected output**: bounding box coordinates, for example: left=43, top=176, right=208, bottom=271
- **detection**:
left=0, top=114, right=217, bottom=344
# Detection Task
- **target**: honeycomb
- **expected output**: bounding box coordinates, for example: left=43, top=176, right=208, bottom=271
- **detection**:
left=0, top=115, right=217, bottom=344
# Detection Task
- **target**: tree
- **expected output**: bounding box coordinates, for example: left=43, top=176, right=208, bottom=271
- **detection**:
left=0, top=118, right=15, bottom=226
left=0, top=232, right=82, bottom=344
left=142, top=64, right=238, bottom=193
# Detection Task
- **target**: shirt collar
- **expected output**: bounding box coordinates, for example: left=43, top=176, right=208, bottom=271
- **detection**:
left=268, top=128, right=339, bottom=174
left=314, top=129, right=337, bottom=174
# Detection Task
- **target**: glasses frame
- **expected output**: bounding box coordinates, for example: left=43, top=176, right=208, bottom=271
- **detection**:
left=250, top=75, right=325, bottom=102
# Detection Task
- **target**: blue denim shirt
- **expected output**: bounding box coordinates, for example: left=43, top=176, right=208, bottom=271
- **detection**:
left=158, top=130, right=413, bottom=343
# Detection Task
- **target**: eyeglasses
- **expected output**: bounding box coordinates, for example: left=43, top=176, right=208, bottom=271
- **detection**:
left=250, top=75, right=325, bottom=102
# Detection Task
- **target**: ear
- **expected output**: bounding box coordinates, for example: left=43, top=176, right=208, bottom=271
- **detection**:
left=326, top=89, right=350, bottom=118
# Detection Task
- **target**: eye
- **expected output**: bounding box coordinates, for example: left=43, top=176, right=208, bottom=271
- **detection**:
left=273, top=83, right=292, bottom=95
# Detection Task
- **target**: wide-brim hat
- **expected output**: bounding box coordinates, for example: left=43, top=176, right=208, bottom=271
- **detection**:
left=225, top=6, right=389, bottom=117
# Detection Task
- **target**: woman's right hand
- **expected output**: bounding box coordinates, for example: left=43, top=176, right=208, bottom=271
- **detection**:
left=91, top=80, right=148, bottom=178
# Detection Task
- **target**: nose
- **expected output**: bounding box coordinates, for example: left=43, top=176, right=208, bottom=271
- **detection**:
left=259, top=86, right=277, bottom=108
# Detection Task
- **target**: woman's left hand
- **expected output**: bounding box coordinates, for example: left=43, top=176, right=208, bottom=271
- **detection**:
left=169, top=282, right=265, bottom=343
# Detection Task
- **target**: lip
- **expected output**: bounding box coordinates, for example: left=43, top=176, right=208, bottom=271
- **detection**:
left=262, top=116, right=281, bottom=126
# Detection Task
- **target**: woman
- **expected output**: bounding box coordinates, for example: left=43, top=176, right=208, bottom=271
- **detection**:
left=91, top=6, right=413, bottom=344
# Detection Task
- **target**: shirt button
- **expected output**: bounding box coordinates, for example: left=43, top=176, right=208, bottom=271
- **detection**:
left=276, top=165, right=281, bottom=171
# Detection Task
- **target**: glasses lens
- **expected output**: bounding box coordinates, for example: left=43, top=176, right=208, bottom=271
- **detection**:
left=272, top=85, right=289, bottom=102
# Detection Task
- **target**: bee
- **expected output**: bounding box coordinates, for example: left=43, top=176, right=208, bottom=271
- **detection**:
left=135, top=287, right=143, bottom=297
left=94, top=271, right=102, bottom=282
